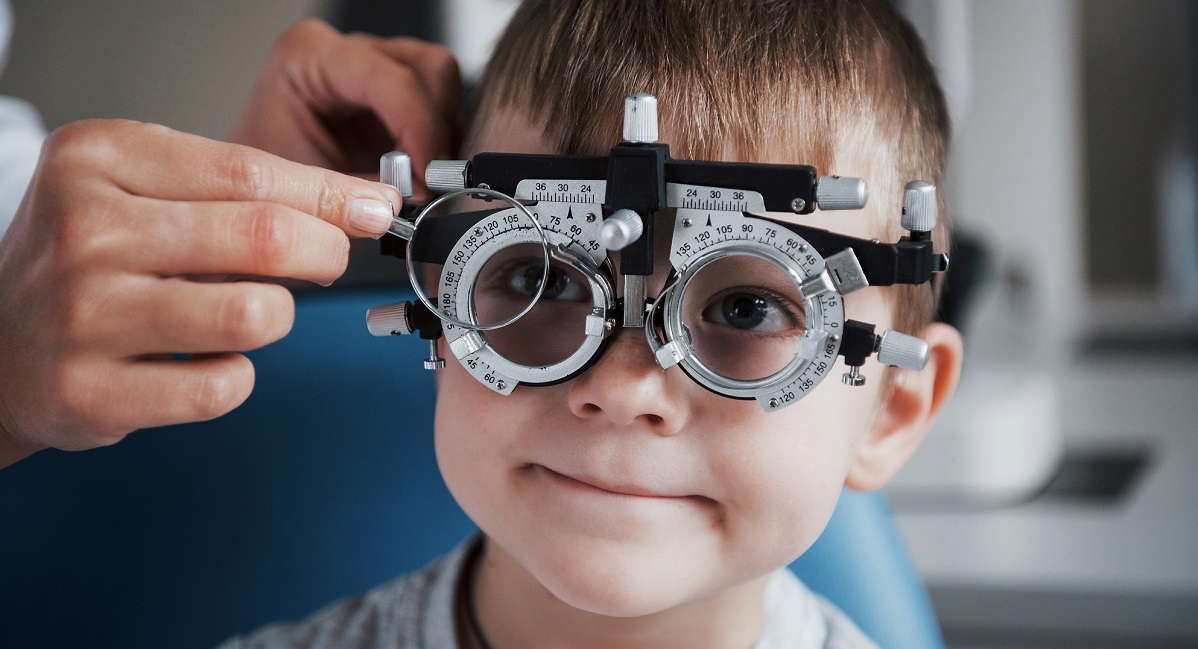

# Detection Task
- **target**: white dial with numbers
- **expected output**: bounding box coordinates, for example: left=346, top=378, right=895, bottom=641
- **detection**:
left=439, top=201, right=612, bottom=394
left=661, top=209, right=845, bottom=411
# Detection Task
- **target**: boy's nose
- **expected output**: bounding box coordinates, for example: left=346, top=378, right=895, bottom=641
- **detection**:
left=565, top=328, right=687, bottom=435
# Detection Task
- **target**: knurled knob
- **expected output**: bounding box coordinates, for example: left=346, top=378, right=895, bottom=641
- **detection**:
left=598, top=209, right=644, bottom=250
left=623, top=93, right=658, bottom=144
left=902, top=180, right=937, bottom=232
left=380, top=152, right=413, bottom=198
left=876, top=330, right=930, bottom=371
left=426, top=160, right=469, bottom=193
left=816, top=176, right=869, bottom=211
left=366, top=301, right=414, bottom=337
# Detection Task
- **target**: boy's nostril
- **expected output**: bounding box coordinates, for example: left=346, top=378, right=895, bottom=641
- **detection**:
left=645, top=414, right=664, bottom=426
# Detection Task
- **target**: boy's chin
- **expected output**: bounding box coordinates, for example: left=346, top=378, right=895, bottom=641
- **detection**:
left=513, top=534, right=741, bottom=618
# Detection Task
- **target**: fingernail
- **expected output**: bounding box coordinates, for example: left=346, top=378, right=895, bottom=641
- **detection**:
left=348, top=198, right=394, bottom=235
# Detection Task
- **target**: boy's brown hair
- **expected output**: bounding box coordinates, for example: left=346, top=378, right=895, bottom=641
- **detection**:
left=467, top=0, right=950, bottom=337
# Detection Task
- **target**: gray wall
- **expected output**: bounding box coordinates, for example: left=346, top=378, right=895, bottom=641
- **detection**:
left=0, top=0, right=327, bottom=139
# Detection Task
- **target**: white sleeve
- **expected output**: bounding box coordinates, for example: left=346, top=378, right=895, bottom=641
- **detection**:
left=0, top=0, right=48, bottom=238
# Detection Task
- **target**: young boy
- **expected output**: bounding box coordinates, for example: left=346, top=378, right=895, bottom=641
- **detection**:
left=220, top=1, right=962, bottom=648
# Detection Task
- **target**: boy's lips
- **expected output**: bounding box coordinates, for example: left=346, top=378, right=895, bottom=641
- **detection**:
left=529, top=464, right=707, bottom=502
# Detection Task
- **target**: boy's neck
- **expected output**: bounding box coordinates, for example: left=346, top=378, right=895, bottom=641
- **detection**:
left=467, top=536, right=770, bottom=649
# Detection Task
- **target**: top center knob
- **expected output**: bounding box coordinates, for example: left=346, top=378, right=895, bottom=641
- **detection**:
left=623, top=93, right=659, bottom=144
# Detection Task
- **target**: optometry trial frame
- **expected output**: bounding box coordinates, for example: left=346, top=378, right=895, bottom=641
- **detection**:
left=366, top=94, right=948, bottom=412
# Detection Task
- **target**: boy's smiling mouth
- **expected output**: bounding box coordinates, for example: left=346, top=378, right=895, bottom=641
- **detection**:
left=522, top=463, right=713, bottom=504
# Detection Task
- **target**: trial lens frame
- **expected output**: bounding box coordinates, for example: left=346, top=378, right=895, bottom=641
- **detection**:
left=366, top=94, right=948, bottom=411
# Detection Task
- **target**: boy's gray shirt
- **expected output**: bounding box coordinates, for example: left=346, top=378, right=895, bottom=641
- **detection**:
left=217, top=538, right=878, bottom=649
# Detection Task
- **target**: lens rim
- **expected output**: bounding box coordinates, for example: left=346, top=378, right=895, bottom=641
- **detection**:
left=657, top=243, right=832, bottom=400
left=456, top=243, right=617, bottom=385
left=406, top=187, right=550, bottom=332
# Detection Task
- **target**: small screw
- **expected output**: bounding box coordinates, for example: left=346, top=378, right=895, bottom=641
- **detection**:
left=790, top=197, right=807, bottom=212
left=870, top=238, right=881, bottom=244
left=682, top=218, right=693, bottom=228
left=830, top=334, right=840, bottom=342
left=496, top=380, right=506, bottom=390
left=474, top=227, right=484, bottom=236
left=769, top=398, right=780, bottom=408
left=586, top=213, right=596, bottom=223
left=798, top=244, right=809, bottom=253
left=604, top=320, right=615, bottom=332
left=842, top=366, right=866, bottom=387
left=478, top=183, right=491, bottom=190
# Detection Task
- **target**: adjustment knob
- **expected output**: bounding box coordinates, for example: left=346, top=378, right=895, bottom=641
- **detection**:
left=366, top=301, right=414, bottom=337
left=816, top=176, right=868, bottom=210
left=902, top=180, right=937, bottom=232
left=380, top=152, right=413, bottom=198
left=426, top=160, right=469, bottom=193
left=623, top=93, right=658, bottom=144
left=876, top=330, right=930, bottom=371
left=598, top=209, right=644, bottom=250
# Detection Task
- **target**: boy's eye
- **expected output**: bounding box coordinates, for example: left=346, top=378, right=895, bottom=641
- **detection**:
left=503, top=261, right=588, bottom=302
left=701, top=289, right=802, bottom=333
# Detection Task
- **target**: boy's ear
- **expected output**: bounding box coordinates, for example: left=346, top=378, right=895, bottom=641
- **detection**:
left=844, top=322, right=963, bottom=492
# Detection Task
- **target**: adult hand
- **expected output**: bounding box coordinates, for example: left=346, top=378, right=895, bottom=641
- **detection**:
left=229, top=19, right=461, bottom=199
left=0, top=119, right=402, bottom=468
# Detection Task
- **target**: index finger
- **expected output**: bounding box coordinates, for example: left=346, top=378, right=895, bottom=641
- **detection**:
left=100, top=120, right=402, bottom=237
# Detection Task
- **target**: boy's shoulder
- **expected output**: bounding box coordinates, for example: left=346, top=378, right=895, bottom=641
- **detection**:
left=214, top=536, right=878, bottom=649
left=214, top=538, right=471, bottom=649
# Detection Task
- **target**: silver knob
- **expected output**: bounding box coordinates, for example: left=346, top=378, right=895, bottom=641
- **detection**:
left=876, top=330, right=930, bottom=371
left=816, top=176, right=868, bottom=210
left=423, top=339, right=446, bottom=370
left=426, top=160, right=469, bottom=193
left=598, top=209, right=644, bottom=250
left=902, top=180, right=937, bottom=232
left=366, top=301, right=414, bottom=337
left=380, top=152, right=413, bottom=198
left=623, top=93, right=658, bottom=144
left=842, top=365, right=866, bottom=387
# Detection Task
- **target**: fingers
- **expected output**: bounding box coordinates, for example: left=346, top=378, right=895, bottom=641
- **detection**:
left=228, top=19, right=462, bottom=196
left=63, top=353, right=257, bottom=445
left=350, top=35, right=463, bottom=129
left=45, top=119, right=401, bottom=238
left=82, top=278, right=296, bottom=356
left=319, top=36, right=457, bottom=181
left=115, top=198, right=352, bottom=284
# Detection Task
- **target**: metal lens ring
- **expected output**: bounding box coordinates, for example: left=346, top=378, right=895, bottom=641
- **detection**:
left=659, top=211, right=845, bottom=410
left=405, top=187, right=549, bottom=332
left=450, top=243, right=616, bottom=393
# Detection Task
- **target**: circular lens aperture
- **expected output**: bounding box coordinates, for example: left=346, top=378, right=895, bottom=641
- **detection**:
left=474, top=246, right=596, bottom=366
left=678, top=253, right=807, bottom=381
left=406, top=188, right=548, bottom=331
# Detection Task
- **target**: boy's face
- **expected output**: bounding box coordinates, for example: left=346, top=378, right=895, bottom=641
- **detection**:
left=434, top=108, right=900, bottom=617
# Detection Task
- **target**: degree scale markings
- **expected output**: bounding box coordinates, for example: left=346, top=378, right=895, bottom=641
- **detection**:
left=513, top=180, right=766, bottom=214
left=667, top=208, right=843, bottom=410
left=437, top=200, right=607, bottom=394
left=516, top=179, right=607, bottom=205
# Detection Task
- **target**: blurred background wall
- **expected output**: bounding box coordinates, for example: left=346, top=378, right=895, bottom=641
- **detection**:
left=0, top=0, right=328, bottom=139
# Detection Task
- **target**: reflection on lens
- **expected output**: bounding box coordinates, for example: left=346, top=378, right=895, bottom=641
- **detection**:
left=679, top=254, right=807, bottom=381
left=476, top=252, right=594, bottom=366
left=408, top=198, right=545, bottom=329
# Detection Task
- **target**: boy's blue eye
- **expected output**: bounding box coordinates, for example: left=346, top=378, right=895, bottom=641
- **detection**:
left=701, top=290, right=801, bottom=333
